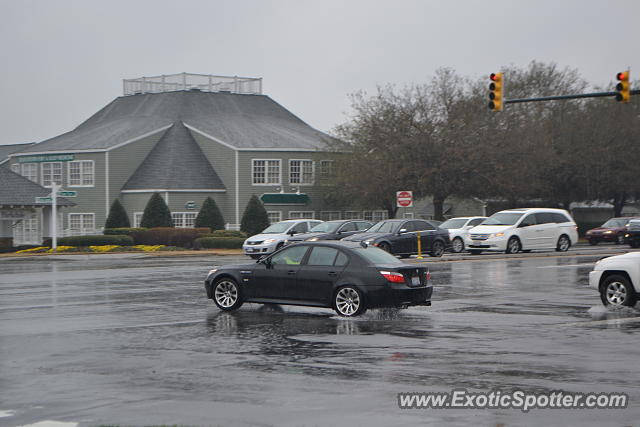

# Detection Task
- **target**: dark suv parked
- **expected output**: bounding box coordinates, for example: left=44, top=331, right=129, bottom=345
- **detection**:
left=341, top=219, right=450, bottom=258
left=284, top=220, right=372, bottom=245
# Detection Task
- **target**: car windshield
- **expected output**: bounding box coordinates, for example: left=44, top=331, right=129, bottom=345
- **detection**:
left=483, top=212, right=525, bottom=226
left=352, top=247, right=403, bottom=265
left=440, top=219, right=467, bottom=229
left=366, top=221, right=401, bottom=233
left=601, top=219, right=626, bottom=228
left=261, top=222, right=294, bottom=233
left=310, top=222, right=341, bottom=233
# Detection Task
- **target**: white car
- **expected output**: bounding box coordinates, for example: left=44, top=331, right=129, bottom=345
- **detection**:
left=439, top=216, right=487, bottom=253
left=465, top=208, right=578, bottom=254
left=589, top=252, right=640, bottom=307
left=242, top=219, right=323, bottom=259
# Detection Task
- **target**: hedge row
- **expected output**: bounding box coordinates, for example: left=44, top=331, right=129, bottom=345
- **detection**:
left=104, top=227, right=149, bottom=235
left=195, top=237, right=245, bottom=249
left=201, top=230, right=246, bottom=238
left=58, top=235, right=134, bottom=246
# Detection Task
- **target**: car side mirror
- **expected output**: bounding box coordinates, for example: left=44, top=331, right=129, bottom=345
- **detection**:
left=399, top=228, right=407, bottom=234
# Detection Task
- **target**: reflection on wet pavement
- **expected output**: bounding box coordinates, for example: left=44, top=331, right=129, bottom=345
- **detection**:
left=0, top=254, right=639, bottom=426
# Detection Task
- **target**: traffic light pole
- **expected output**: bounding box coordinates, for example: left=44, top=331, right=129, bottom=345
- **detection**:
left=506, top=89, right=640, bottom=104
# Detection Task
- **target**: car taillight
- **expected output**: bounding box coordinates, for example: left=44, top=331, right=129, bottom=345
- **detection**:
left=379, top=271, right=405, bottom=283
left=426, top=270, right=431, bottom=281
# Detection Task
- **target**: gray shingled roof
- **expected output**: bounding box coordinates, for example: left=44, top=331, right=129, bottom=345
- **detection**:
left=18, top=91, right=337, bottom=153
left=0, top=168, right=74, bottom=207
left=122, top=121, right=225, bottom=190
left=0, top=143, right=36, bottom=164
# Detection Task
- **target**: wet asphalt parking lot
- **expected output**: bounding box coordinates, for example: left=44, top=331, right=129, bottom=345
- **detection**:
left=1, top=247, right=640, bottom=427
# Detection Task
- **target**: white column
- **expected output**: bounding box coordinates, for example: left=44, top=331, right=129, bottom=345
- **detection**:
left=51, top=183, right=59, bottom=251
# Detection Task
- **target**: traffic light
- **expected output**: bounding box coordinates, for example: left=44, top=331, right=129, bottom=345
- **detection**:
left=489, top=73, right=503, bottom=111
left=615, top=71, right=630, bottom=103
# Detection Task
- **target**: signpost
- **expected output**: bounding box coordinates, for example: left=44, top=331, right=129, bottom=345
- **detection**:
left=396, top=191, right=413, bottom=208
left=34, top=184, right=74, bottom=251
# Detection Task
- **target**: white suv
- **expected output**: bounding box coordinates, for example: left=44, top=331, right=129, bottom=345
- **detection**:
left=589, top=252, right=640, bottom=307
left=465, top=208, right=578, bottom=254
left=242, top=219, right=323, bottom=259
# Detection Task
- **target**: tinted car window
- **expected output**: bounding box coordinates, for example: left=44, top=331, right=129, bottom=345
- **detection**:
left=535, top=213, right=555, bottom=224
left=334, top=251, right=349, bottom=267
left=553, top=213, right=571, bottom=223
left=271, top=245, right=308, bottom=265
left=353, top=247, right=403, bottom=265
left=469, top=218, right=485, bottom=226
left=414, top=220, right=435, bottom=231
left=339, top=222, right=357, bottom=232
left=401, top=221, right=416, bottom=232
left=520, top=214, right=537, bottom=227
left=367, top=221, right=400, bottom=233
left=356, top=222, right=371, bottom=231
left=290, top=222, right=308, bottom=234
left=307, top=247, right=340, bottom=266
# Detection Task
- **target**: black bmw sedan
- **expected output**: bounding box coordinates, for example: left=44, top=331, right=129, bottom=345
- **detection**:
left=341, top=219, right=450, bottom=258
left=284, top=220, right=372, bottom=245
left=204, top=241, right=432, bottom=316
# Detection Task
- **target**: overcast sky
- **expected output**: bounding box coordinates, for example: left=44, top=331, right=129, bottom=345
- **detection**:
left=1, top=0, right=639, bottom=145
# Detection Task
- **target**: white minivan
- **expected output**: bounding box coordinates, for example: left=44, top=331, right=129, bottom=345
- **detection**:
left=465, top=208, right=578, bottom=254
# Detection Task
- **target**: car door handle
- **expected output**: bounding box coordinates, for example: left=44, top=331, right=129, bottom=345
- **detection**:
left=287, top=270, right=297, bottom=275
left=328, top=272, right=338, bottom=277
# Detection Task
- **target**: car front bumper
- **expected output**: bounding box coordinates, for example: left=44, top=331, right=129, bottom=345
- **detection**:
left=587, top=233, right=617, bottom=242
left=464, top=237, right=508, bottom=251
left=243, top=242, right=278, bottom=256
left=589, top=270, right=603, bottom=290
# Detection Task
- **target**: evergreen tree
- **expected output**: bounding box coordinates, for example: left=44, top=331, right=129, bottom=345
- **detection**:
left=240, top=195, right=270, bottom=236
left=105, top=199, right=131, bottom=228
left=140, top=193, right=173, bottom=228
left=195, top=197, right=225, bottom=230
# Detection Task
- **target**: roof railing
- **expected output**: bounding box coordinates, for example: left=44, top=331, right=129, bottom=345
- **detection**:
left=123, top=72, right=262, bottom=96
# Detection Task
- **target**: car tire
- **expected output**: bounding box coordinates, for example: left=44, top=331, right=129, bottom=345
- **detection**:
left=468, top=250, right=483, bottom=255
left=588, top=239, right=598, bottom=246
left=333, top=286, right=367, bottom=317
left=378, top=242, right=391, bottom=253
left=451, top=237, right=464, bottom=253
left=429, top=240, right=445, bottom=257
left=616, top=233, right=625, bottom=245
left=275, top=242, right=284, bottom=251
left=556, top=235, right=571, bottom=252
left=600, top=275, right=637, bottom=307
left=399, top=254, right=411, bottom=259
left=212, top=278, right=244, bottom=311
left=505, top=237, right=521, bottom=254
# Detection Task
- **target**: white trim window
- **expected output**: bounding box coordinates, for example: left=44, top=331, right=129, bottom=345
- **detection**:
left=13, top=212, right=40, bottom=245
left=319, top=160, right=334, bottom=178
left=288, top=211, right=315, bottom=219
left=343, top=211, right=363, bottom=220
left=267, top=211, right=282, bottom=224
left=42, top=162, right=63, bottom=187
left=68, top=160, right=94, bottom=187
left=133, top=212, right=144, bottom=228
left=289, top=159, right=314, bottom=185
left=13, top=163, right=39, bottom=183
left=252, top=159, right=281, bottom=185
left=363, top=210, right=389, bottom=222
left=172, top=212, right=197, bottom=228
left=68, top=213, right=95, bottom=235
left=403, top=212, right=414, bottom=219
left=320, top=211, right=341, bottom=221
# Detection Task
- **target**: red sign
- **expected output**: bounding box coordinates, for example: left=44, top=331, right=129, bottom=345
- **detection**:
left=396, top=191, right=413, bottom=208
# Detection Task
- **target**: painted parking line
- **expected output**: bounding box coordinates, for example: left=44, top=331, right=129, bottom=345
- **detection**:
left=536, top=263, right=595, bottom=269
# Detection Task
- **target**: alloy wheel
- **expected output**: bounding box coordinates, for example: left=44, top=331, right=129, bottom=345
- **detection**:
left=557, top=236, right=570, bottom=252
left=335, top=287, right=361, bottom=316
left=452, top=238, right=464, bottom=253
left=214, top=280, right=239, bottom=308
left=605, top=281, right=628, bottom=306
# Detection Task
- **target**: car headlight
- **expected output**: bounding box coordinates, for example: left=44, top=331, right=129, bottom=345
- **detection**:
left=364, top=240, right=372, bottom=245
left=306, top=237, right=319, bottom=241
left=263, top=239, right=276, bottom=244
left=603, top=230, right=614, bottom=234
left=492, top=232, right=505, bottom=238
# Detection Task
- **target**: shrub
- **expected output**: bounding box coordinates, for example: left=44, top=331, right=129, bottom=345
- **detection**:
left=195, top=197, right=225, bottom=230
left=140, top=193, right=173, bottom=228
left=132, top=227, right=209, bottom=248
left=105, top=199, right=131, bottom=228
left=195, top=237, right=244, bottom=249
left=58, top=235, right=134, bottom=246
left=104, top=227, right=148, bottom=235
left=241, top=195, right=270, bottom=237
left=202, top=230, right=247, bottom=238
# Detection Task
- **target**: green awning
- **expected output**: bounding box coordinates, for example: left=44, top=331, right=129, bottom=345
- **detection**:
left=260, top=193, right=310, bottom=205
